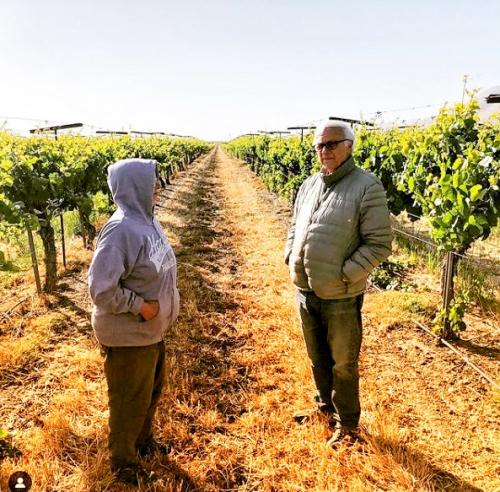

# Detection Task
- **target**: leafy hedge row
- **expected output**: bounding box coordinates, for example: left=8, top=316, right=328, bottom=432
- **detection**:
left=225, top=100, right=499, bottom=254
left=0, top=134, right=212, bottom=290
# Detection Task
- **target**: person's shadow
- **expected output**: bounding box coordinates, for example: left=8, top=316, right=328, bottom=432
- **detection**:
left=369, top=434, right=485, bottom=491
left=153, top=458, right=204, bottom=491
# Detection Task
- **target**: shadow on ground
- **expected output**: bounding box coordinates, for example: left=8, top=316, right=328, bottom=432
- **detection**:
left=454, top=338, right=500, bottom=361
left=371, top=435, right=485, bottom=492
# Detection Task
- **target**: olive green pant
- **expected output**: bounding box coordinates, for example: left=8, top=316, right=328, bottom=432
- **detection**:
left=297, top=291, right=363, bottom=428
left=101, top=341, right=165, bottom=470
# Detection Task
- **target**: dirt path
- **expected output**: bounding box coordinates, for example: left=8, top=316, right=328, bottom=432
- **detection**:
left=0, top=148, right=497, bottom=491
left=153, top=147, right=498, bottom=492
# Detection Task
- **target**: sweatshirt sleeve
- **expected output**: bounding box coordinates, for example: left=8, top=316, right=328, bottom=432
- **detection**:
left=88, top=244, right=144, bottom=315
left=342, top=180, right=392, bottom=283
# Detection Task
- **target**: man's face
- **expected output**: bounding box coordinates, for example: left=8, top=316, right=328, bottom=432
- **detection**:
left=314, top=127, right=353, bottom=173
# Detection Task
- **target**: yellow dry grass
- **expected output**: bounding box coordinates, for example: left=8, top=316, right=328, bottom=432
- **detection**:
left=0, top=148, right=498, bottom=491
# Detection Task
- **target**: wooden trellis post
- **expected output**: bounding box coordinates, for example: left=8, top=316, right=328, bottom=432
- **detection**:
left=26, top=222, right=42, bottom=295
left=60, top=214, right=66, bottom=269
left=442, top=251, right=456, bottom=334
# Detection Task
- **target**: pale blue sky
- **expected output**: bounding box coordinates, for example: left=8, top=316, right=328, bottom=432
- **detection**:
left=1, top=0, right=499, bottom=140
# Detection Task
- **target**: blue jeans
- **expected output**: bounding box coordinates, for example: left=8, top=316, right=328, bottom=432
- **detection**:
left=297, top=290, right=363, bottom=428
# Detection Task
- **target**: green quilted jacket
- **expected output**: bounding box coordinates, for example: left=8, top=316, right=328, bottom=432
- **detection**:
left=284, top=157, right=392, bottom=299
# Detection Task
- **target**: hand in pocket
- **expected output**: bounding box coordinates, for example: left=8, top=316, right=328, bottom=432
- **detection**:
left=139, top=300, right=159, bottom=321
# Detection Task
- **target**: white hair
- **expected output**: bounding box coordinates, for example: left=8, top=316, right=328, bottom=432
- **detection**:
left=314, top=120, right=355, bottom=148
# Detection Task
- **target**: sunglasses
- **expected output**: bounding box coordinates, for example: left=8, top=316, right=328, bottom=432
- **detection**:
left=315, top=139, right=350, bottom=152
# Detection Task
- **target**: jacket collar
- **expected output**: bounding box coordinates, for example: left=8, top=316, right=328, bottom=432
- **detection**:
left=321, top=156, right=355, bottom=187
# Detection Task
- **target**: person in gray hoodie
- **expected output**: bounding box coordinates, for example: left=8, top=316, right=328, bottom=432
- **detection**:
left=88, top=158, right=179, bottom=485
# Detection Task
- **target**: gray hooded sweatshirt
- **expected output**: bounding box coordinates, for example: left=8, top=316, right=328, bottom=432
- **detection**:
left=88, top=158, right=179, bottom=347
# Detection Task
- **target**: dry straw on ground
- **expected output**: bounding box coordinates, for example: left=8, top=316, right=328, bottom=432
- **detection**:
left=0, top=148, right=498, bottom=491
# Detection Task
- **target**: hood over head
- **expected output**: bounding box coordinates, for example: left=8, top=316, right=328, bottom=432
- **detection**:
left=107, top=158, right=156, bottom=222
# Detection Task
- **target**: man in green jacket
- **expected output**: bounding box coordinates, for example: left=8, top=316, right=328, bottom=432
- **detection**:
left=285, top=120, right=392, bottom=447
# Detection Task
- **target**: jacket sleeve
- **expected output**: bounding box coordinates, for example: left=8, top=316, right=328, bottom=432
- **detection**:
left=284, top=186, right=303, bottom=265
left=88, top=244, right=144, bottom=315
left=342, top=181, right=392, bottom=283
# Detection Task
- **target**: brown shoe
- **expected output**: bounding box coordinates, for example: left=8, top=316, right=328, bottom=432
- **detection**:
left=326, top=426, right=364, bottom=448
left=293, top=407, right=336, bottom=424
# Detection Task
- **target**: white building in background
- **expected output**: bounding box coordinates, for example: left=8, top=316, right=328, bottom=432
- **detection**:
left=378, top=85, right=500, bottom=129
